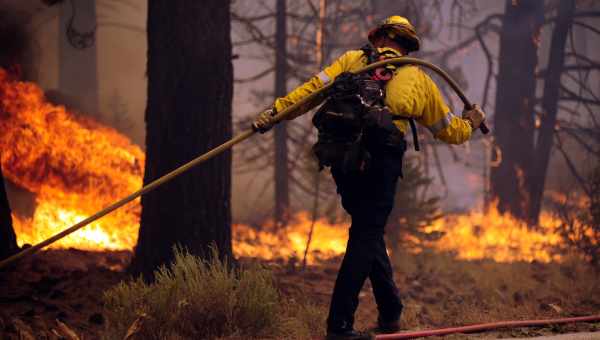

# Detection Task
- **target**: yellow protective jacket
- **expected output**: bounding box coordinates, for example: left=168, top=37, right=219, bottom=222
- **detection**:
left=274, top=47, right=472, bottom=145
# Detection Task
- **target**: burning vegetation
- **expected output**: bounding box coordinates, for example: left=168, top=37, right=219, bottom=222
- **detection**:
left=426, top=203, right=564, bottom=263
left=0, top=69, right=580, bottom=265
left=1, top=2, right=599, bottom=339
left=0, top=67, right=144, bottom=251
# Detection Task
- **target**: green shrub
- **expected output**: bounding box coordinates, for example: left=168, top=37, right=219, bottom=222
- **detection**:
left=102, top=247, right=323, bottom=339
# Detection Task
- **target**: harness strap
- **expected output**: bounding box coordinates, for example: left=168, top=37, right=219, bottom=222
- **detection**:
left=408, top=118, right=420, bottom=151
left=391, top=115, right=420, bottom=151
left=361, top=44, right=420, bottom=151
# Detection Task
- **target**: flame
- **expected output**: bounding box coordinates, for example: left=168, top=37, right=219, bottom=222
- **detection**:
left=424, top=202, right=563, bottom=262
left=233, top=202, right=566, bottom=264
left=0, top=68, right=570, bottom=264
left=0, top=68, right=144, bottom=250
left=233, top=212, right=348, bottom=263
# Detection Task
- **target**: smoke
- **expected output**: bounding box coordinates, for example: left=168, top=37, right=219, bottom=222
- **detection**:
left=0, top=9, right=32, bottom=76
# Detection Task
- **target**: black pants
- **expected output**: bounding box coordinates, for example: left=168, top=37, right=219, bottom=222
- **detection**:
left=327, top=149, right=404, bottom=332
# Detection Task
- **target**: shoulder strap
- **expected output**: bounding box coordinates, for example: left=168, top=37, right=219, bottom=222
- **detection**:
left=407, top=118, right=420, bottom=151
left=361, top=44, right=420, bottom=151
left=391, top=116, right=420, bottom=151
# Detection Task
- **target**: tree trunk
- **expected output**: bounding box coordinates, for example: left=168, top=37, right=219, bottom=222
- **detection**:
left=274, top=0, right=289, bottom=227
left=0, top=162, right=18, bottom=260
left=529, top=0, right=575, bottom=224
left=490, top=0, right=544, bottom=220
left=130, top=0, right=233, bottom=278
left=59, top=0, right=98, bottom=116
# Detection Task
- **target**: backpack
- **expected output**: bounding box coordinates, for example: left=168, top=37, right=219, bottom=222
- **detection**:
left=312, top=45, right=419, bottom=174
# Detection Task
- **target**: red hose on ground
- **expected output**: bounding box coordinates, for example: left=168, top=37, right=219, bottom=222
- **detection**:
left=376, top=315, right=600, bottom=339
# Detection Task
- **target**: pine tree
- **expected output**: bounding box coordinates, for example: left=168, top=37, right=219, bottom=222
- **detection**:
left=386, top=156, right=442, bottom=251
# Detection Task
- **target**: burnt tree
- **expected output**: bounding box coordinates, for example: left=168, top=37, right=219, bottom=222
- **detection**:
left=274, top=0, right=289, bottom=226
left=130, top=0, right=233, bottom=278
left=0, top=162, right=18, bottom=260
left=529, top=0, right=575, bottom=223
left=490, top=0, right=544, bottom=220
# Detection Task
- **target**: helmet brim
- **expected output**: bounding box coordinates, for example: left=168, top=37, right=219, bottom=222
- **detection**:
left=367, top=25, right=421, bottom=53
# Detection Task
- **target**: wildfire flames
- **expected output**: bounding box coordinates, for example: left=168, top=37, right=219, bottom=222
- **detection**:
left=425, top=204, right=563, bottom=262
left=0, top=68, right=143, bottom=251
left=234, top=213, right=348, bottom=263
left=0, top=68, right=567, bottom=264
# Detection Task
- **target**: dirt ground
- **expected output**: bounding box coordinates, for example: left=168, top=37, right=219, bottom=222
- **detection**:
left=0, top=250, right=129, bottom=339
left=1, top=249, right=599, bottom=339
left=275, top=250, right=600, bottom=338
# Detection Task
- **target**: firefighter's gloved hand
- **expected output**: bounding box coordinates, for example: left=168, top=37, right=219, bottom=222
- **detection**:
left=252, top=107, right=277, bottom=133
left=462, top=104, right=485, bottom=130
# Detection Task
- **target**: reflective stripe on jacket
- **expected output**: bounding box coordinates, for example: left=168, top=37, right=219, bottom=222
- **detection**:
left=274, top=47, right=472, bottom=145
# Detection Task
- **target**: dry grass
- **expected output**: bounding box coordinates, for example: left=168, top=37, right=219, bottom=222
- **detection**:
left=101, top=248, right=324, bottom=340
left=386, top=250, right=600, bottom=330
left=275, top=249, right=599, bottom=337
left=100, top=247, right=599, bottom=339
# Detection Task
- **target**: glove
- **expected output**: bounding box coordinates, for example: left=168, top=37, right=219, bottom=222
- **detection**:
left=252, top=107, right=277, bottom=133
left=462, top=104, right=486, bottom=130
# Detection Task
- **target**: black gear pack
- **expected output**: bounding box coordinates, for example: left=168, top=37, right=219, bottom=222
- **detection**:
left=312, top=45, right=419, bottom=174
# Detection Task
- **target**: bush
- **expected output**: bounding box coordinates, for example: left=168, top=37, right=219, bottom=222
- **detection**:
left=102, top=247, right=323, bottom=339
left=555, top=167, right=600, bottom=267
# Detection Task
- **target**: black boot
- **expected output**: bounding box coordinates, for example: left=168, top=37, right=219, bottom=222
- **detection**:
left=325, top=328, right=373, bottom=340
left=371, top=317, right=400, bottom=334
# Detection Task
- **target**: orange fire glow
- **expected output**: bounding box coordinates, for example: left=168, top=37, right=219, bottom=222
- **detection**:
left=0, top=68, right=143, bottom=250
left=424, top=202, right=563, bottom=262
left=234, top=212, right=348, bottom=263
left=0, top=68, right=568, bottom=264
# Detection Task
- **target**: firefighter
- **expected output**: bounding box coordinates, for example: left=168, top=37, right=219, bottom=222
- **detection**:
left=253, top=15, right=485, bottom=340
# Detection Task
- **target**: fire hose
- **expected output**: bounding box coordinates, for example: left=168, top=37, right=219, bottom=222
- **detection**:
left=375, top=315, right=600, bottom=339
left=0, top=57, right=489, bottom=270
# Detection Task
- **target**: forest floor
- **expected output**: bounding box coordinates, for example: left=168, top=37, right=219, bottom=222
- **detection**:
left=0, top=249, right=599, bottom=339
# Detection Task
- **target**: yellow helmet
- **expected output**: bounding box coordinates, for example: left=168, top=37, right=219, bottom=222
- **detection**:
left=368, top=15, right=421, bottom=53
left=381, top=15, right=412, bottom=27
